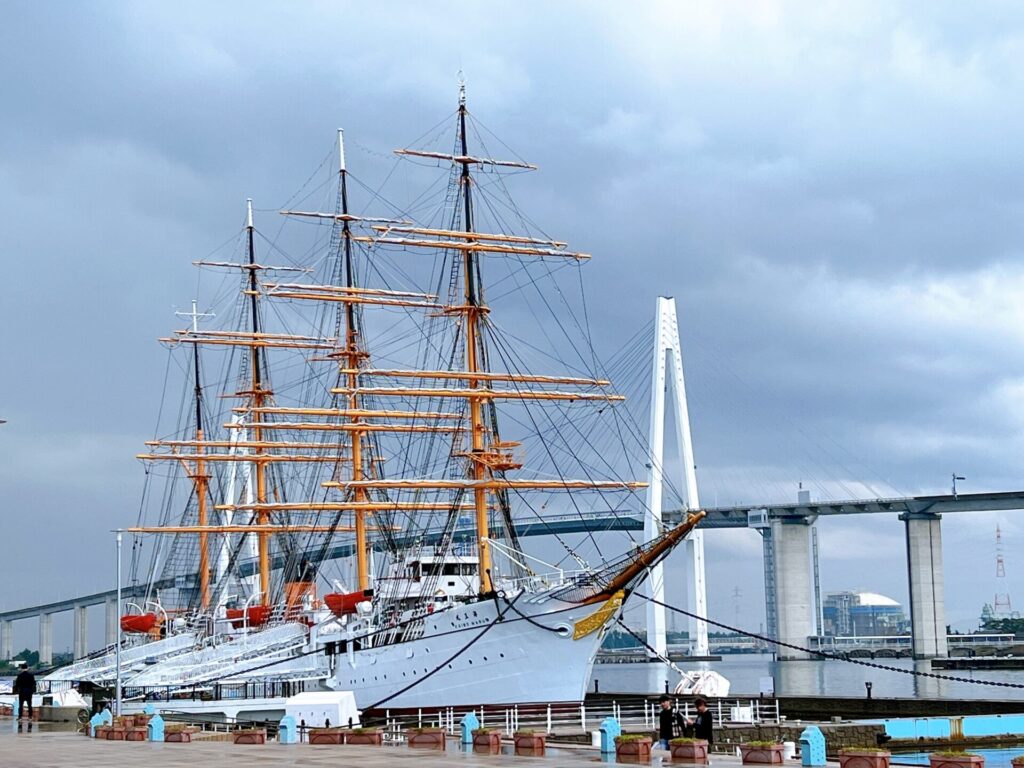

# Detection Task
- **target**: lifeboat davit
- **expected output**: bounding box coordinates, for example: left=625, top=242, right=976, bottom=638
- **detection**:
left=325, top=590, right=373, bottom=617
left=225, top=605, right=272, bottom=629
left=120, top=613, right=159, bottom=634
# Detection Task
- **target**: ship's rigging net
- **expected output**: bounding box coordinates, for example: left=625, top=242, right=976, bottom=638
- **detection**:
left=129, top=99, right=692, bottom=624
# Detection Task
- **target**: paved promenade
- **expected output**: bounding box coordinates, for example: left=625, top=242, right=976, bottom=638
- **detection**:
left=0, top=727, right=759, bottom=768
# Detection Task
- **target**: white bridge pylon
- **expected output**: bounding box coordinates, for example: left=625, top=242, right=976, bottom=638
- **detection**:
left=644, top=296, right=709, bottom=657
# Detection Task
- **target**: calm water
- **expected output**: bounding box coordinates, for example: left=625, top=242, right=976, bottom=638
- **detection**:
left=589, top=655, right=1024, bottom=701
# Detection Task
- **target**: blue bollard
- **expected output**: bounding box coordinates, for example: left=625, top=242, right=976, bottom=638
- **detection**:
left=278, top=715, right=298, bottom=744
left=460, top=712, right=480, bottom=745
left=12, top=699, right=18, bottom=720
left=800, top=725, right=827, bottom=767
left=89, top=712, right=105, bottom=737
left=148, top=714, right=164, bottom=742
left=144, top=704, right=156, bottom=715
left=599, top=716, right=621, bottom=755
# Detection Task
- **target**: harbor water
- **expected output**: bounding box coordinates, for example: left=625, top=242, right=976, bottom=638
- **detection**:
left=589, top=655, right=1024, bottom=700
left=893, top=750, right=1024, bottom=768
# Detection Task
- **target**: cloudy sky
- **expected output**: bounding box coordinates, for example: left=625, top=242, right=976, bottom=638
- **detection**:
left=3, top=1, right=1024, bottom=651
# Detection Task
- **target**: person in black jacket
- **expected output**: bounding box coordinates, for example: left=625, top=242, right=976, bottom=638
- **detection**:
left=656, top=694, right=685, bottom=749
left=13, top=668, right=36, bottom=720
left=685, top=697, right=714, bottom=745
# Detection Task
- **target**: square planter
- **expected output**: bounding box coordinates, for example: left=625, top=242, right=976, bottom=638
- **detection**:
left=473, top=731, right=502, bottom=753
left=94, top=726, right=112, bottom=740
left=345, top=730, right=383, bottom=746
left=133, top=715, right=152, bottom=727
left=232, top=728, right=267, bottom=745
left=514, top=733, right=546, bottom=756
left=107, top=726, right=127, bottom=741
left=164, top=729, right=196, bottom=743
left=408, top=728, right=446, bottom=750
left=616, top=736, right=653, bottom=764
left=671, top=739, right=710, bottom=763
left=309, top=727, right=345, bottom=745
left=741, top=744, right=785, bottom=765
left=930, top=755, right=985, bottom=768
left=840, top=750, right=891, bottom=768
left=125, top=726, right=149, bottom=742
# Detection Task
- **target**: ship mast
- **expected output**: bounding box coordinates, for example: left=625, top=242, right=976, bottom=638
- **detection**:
left=456, top=83, right=494, bottom=594
left=182, top=301, right=214, bottom=610
left=337, top=130, right=372, bottom=592
left=245, top=198, right=274, bottom=607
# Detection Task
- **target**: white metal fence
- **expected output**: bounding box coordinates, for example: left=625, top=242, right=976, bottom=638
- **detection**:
left=374, top=697, right=780, bottom=737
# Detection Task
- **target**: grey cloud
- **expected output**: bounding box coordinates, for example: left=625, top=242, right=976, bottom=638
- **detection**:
left=2, top=1, right=1023, bottom=643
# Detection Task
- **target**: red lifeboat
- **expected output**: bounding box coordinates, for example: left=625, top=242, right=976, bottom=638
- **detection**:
left=324, top=590, right=373, bottom=617
left=225, top=605, right=272, bottom=629
left=120, top=613, right=159, bottom=634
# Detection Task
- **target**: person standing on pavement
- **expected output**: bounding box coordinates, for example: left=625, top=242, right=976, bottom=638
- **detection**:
left=656, top=694, right=685, bottom=750
left=13, top=668, right=36, bottom=720
left=686, top=697, right=714, bottom=745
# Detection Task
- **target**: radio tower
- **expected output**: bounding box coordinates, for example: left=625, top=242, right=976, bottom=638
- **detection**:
left=994, top=524, right=1013, bottom=615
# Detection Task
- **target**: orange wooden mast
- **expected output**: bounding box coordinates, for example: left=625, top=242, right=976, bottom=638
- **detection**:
left=337, top=128, right=372, bottom=592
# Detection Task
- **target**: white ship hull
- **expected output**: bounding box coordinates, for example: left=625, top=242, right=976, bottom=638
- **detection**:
left=330, top=592, right=611, bottom=710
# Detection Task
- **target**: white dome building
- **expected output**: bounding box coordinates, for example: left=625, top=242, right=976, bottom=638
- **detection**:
left=823, top=591, right=907, bottom=637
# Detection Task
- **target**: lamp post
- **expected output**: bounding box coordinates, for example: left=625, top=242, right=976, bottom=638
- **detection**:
left=951, top=474, right=966, bottom=499
left=115, top=531, right=122, bottom=716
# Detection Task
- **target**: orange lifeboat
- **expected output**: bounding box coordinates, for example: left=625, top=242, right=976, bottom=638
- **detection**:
left=324, top=590, right=373, bottom=617
left=225, top=605, right=272, bottom=629
left=120, top=613, right=159, bottom=634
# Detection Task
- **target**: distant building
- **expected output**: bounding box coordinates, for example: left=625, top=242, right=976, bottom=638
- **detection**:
left=980, top=602, right=1020, bottom=624
left=822, top=591, right=908, bottom=637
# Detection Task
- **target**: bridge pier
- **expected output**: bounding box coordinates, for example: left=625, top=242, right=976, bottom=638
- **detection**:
left=772, top=516, right=815, bottom=660
left=902, top=511, right=948, bottom=659
left=0, top=620, right=12, bottom=660
left=38, top=612, right=53, bottom=666
left=73, top=605, right=88, bottom=660
left=105, top=598, right=117, bottom=647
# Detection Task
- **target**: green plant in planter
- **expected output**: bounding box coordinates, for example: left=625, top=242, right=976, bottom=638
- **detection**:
left=934, top=752, right=980, bottom=758
left=841, top=747, right=890, bottom=755
left=514, top=730, right=536, bottom=736
left=746, top=740, right=782, bottom=748
left=472, top=728, right=493, bottom=735
left=616, top=734, right=649, bottom=743
left=671, top=737, right=703, bottom=744
left=350, top=727, right=379, bottom=734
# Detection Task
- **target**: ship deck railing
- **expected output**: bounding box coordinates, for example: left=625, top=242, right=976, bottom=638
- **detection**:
left=119, top=677, right=316, bottom=704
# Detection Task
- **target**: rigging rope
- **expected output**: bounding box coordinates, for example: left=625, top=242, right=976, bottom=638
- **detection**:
left=636, top=593, right=1024, bottom=690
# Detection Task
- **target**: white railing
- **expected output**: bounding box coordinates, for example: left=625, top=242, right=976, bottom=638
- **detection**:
left=373, top=697, right=780, bottom=737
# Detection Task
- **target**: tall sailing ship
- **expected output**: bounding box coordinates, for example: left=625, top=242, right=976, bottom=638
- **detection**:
left=46, top=87, right=703, bottom=711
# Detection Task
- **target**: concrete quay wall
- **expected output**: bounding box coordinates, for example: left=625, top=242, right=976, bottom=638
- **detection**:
left=774, top=696, right=1024, bottom=721
left=714, top=723, right=886, bottom=754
